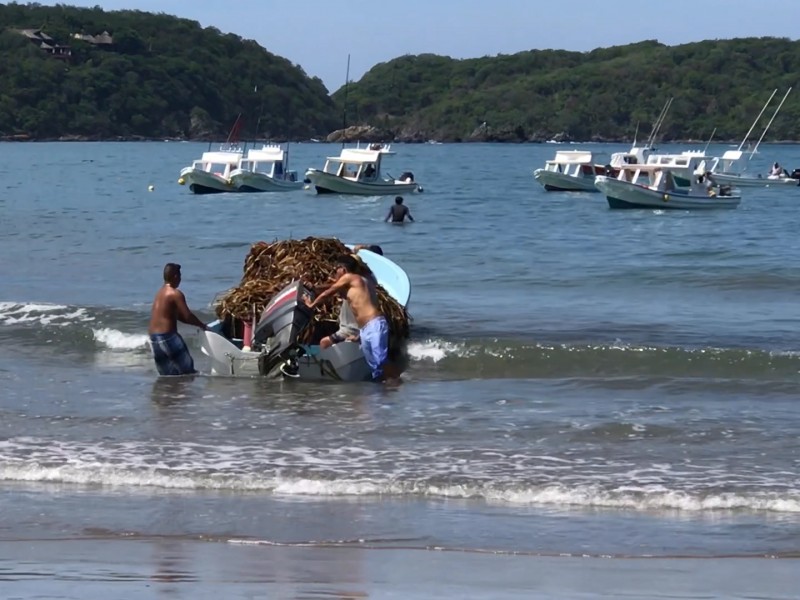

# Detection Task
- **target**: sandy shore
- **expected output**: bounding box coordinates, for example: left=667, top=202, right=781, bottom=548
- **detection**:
left=2, top=538, right=799, bottom=599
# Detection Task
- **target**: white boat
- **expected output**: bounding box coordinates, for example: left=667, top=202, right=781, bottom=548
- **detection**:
left=704, top=150, right=800, bottom=188
left=304, top=144, right=422, bottom=195
left=229, top=144, right=303, bottom=192
left=533, top=146, right=650, bottom=192
left=177, top=146, right=241, bottom=194
left=533, top=150, right=601, bottom=192
left=595, top=163, right=741, bottom=210
left=702, top=89, right=799, bottom=188
left=199, top=247, right=411, bottom=380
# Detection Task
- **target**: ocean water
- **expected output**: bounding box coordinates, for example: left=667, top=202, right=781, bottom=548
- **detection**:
left=2, top=140, right=800, bottom=598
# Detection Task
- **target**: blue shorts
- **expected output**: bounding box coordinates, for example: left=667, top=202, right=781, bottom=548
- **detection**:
left=150, top=332, right=196, bottom=376
left=360, top=316, right=389, bottom=380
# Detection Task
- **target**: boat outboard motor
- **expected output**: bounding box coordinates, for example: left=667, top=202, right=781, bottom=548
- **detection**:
left=252, top=280, right=314, bottom=376
left=790, top=168, right=800, bottom=180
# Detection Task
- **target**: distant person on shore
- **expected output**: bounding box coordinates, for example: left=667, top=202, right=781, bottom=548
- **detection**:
left=385, top=196, right=414, bottom=223
left=148, top=263, right=208, bottom=376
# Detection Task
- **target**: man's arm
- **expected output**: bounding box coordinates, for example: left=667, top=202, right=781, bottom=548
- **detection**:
left=305, top=274, right=351, bottom=309
left=407, top=209, right=415, bottom=222
left=385, top=208, right=392, bottom=222
left=175, top=290, right=208, bottom=330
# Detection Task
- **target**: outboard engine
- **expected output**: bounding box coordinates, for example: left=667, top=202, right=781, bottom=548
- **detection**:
left=252, top=280, right=314, bottom=376
left=790, top=168, right=800, bottom=180
left=398, top=171, right=415, bottom=183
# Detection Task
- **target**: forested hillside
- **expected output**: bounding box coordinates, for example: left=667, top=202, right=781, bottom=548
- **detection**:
left=1, top=2, right=799, bottom=143
left=0, top=3, right=339, bottom=140
left=336, top=38, right=800, bottom=142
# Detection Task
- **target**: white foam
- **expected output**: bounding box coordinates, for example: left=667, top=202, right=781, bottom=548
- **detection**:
left=407, top=339, right=465, bottom=363
left=0, top=301, right=94, bottom=326
left=93, top=328, right=150, bottom=350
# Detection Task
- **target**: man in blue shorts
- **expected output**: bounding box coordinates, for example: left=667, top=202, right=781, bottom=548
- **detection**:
left=148, top=263, right=208, bottom=376
left=304, top=255, right=392, bottom=381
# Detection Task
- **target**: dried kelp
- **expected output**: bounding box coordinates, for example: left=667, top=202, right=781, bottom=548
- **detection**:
left=214, top=237, right=410, bottom=344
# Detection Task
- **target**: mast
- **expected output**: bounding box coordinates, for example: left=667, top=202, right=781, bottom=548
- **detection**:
left=342, top=54, right=350, bottom=148
left=738, top=88, right=777, bottom=152
left=750, top=88, right=791, bottom=159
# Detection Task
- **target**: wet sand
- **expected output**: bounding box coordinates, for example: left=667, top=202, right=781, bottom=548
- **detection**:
left=2, top=538, right=799, bottom=599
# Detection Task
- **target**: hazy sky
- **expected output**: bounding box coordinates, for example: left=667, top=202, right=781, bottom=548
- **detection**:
left=38, top=0, right=800, bottom=92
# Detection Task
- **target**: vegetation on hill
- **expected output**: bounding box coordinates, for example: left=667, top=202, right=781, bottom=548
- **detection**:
left=1, top=3, right=799, bottom=143
left=335, top=38, right=800, bottom=142
left=0, top=2, right=339, bottom=140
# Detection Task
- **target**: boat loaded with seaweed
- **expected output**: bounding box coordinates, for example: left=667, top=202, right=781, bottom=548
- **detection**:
left=199, top=238, right=411, bottom=381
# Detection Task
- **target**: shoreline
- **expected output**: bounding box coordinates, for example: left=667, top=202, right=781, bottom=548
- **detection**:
left=2, top=136, right=800, bottom=145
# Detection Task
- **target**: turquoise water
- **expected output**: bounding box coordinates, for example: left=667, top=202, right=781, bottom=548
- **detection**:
left=1, top=141, right=800, bottom=596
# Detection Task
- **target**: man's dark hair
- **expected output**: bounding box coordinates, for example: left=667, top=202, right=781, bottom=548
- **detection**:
left=163, top=262, right=181, bottom=281
left=336, top=254, right=360, bottom=273
left=395, top=196, right=403, bottom=204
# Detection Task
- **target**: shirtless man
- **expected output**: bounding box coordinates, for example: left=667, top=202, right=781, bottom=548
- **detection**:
left=304, top=254, right=391, bottom=381
left=319, top=245, right=383, bottom=350
left=148, top=263, right=208, bottom=376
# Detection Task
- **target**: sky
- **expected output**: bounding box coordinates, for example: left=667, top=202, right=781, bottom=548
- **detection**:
left=37, top=0, right=800, bottom=92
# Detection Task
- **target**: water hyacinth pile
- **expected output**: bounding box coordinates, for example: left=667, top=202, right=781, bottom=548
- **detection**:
left=214, top=237, right=411, bottom=343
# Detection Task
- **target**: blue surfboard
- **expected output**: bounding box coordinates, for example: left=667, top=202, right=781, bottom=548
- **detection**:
left=352, top=248, right=411, bottom=308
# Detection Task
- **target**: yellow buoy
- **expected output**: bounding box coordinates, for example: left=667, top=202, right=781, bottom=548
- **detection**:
left=178, top=178, right=185, bottom=185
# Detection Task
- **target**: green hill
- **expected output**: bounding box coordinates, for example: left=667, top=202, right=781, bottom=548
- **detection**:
left=2, top=3, right=799, bottom=143
left=335, top=38, right=800, bottom=142
left=0, top=3, right=339, bottom=140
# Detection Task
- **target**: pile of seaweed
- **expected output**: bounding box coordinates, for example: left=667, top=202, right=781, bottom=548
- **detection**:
left=214, top=237, right=410, bottom=346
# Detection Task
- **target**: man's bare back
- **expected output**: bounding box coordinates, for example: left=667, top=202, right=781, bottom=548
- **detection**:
left=149, top=266, right=207, bottom=335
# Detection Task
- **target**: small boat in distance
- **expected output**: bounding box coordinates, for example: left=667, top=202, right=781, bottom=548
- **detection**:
left=229, top=144, right=303, bottom=192
left=178, top=114, right=243, bottom=194
left=533, top=146, right=649, bottom=192
left=595, top=162, right=741, bottom=210
left=177, top=147, right=241, bottom=194
left=304, top=143, right=423, bottom=195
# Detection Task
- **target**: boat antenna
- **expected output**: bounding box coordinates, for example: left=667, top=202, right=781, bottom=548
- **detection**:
left=225, top=113, right=243, bottom=148
left=342, top=54, right=350, bottom=149
left=750, top=87, right=791, bottom=160
left=738, top=89, right=777, bottom=152
left=644, top=97, right=671, bottom=150
left=702, top=127, right=716, bottom=154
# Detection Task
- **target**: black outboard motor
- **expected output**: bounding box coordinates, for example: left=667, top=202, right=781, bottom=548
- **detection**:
left=252, top=280, right=314, bottom=376
left=790, top=168, right=800, bottom=180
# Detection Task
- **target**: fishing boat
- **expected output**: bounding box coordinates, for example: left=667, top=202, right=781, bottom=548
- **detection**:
left=199, top=247, right=411, bottom=381
left=533, top=99, right=670, bottom=192
left=229, top=144, right=303, bottom=192
left=304, top=144, right=422, bottom=195
left=533, top=146, right=650, bottom=192
left=178, top=115, right=243, bottom=194
left=595, top=162, right=741, bottom=210
left=704, top=89, right=799, bottom=188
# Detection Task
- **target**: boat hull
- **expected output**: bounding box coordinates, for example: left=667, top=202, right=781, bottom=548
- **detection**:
left=595, top=176, right=741, bottom=210
left=533, top=169, right=598, bottom=192
left=305, top=169, right=420, bottom=196
left=710, top=172, right=800, bottom=188
left=179, top=168, right=235, bottom=194
left=229, top=171, right=304, bottom=193
left=199, top=331, right=378, bottom=381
